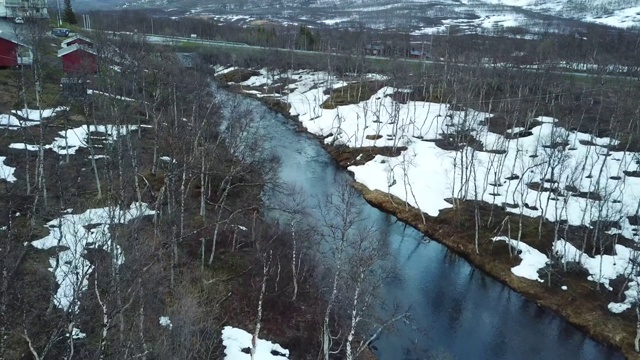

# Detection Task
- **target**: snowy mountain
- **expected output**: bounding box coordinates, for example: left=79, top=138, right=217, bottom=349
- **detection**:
left=75, top=0, right=640, bottom=29
left=481, top=0, right=640, bottom=28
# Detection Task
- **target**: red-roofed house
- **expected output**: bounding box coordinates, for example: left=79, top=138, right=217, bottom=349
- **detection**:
left=61, top=35, right=94, bottom=48
left=58, top=44, right=98, bottom=74
left=0, top=32, right=32, bottom=67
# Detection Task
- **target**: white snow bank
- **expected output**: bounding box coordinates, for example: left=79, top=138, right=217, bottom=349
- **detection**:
left=234, top=69, right=347, bottom=99
left=586, top=6, right=640, bottom=28
left=10, top=143, right=40, bottom=151
left=221, top=326, right=289, bottom=360
left=0, top=156, right=16, bottom=182
left=12, top=106, right=68, bottom=121
left=159, top=156, right=176, bottom=163
left=553, top=239, right=640, bottom=313
left=553, top=239, right=634, bottom=291
left=493, top=236, right=548, bottom=282
left=31, top=202, right=155, bottom=313
left=215, top=66, right=239, bottom=76
left=0, top=114, right=39, bottom=128
left=10, top=125, right=138, bottom=155
left=284, top=80, right=640, bottom=240
left=608, top=277, right=640, bottom=313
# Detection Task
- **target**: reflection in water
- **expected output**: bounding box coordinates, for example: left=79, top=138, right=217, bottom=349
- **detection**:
left=213, top=85, right=624, bottom=360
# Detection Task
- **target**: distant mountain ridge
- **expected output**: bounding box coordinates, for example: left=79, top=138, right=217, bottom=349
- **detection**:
left=481, top=0, right=640, bottom=27
left=74, top=0, right=640, bottom=29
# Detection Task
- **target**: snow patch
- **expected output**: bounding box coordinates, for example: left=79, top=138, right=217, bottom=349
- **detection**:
left=159, top=316, right=173, bottom=329
left=221, top=326, right=289, bottom=360
left=160, top=156, right=176, bottom=163
left=0, top=157, right=16, bottom=182
left=0, top=114, right=39, bottom=128
left=12, top=107, right=68, bottom=121
left=320, top=16, right=355, bottom=25
left=10, top=125, right=138, bottom=155
left=215, top=66, right=239, bottom=76
left=89, top=155, right=110, bottom=160
left=31, top=202, right=155, bottom=313
left=493, top=236, right=548, bottom=282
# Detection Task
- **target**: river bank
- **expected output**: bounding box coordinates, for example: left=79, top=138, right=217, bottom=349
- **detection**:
left=315, top=115, right=637, bottom=360
left=218, top=79, right=638, bottom=359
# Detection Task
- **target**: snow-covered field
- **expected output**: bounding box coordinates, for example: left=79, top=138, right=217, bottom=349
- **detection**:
left=227, top=66, right=640, bottom=314
left=411, top=13, right=530, bottom=36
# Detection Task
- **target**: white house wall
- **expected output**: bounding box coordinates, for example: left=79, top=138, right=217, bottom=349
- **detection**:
left=0, top=0, right=48, bottom=18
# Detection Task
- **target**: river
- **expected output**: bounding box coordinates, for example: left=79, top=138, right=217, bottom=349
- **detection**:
left=213, top=84, right=624, bottom=360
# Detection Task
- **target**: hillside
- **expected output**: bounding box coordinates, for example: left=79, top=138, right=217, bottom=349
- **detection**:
left=0, top=21, right=359, bottom=360
left=76, top=0, right=640, bottom=30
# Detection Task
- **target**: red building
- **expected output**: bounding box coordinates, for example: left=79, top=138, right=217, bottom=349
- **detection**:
left=0, top=33, right=31, bottom=67
left=58, top=44, right=98, bottom=74
left=61, top=35, right=94, bottom=48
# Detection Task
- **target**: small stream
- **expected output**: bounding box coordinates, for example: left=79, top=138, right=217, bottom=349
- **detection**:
left=213, top=84, right=624, bottom=360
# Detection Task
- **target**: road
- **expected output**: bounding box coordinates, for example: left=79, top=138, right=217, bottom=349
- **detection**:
left=139, top=33, right=638, bottom=81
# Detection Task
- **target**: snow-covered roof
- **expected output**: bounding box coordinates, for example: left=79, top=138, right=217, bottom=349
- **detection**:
left=57, top=44, right=97, bottom=58
left=61, top=34, right=93, bottom=47
left=0, top=31, right=28, bottom=47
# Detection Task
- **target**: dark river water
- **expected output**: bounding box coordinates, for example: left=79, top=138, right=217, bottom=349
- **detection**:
left=214, top=84, right=624, bottom=360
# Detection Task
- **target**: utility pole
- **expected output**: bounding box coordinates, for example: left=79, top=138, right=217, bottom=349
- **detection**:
left=82, top=14, right=91, bottom=31
left=56, top=0, right=62, bottom=26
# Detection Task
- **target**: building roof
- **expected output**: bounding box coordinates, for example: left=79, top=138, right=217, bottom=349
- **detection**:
left=57, top=44, right=97, bottom=58
left=61, top=35, right=94, bottom=47
left=0, top=31, right=28, bottom=47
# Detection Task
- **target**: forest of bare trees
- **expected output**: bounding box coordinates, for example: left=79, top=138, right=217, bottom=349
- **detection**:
left=4, top=4, right=640, bottom=358
left=190, top=18, right=640, bottom=355
left=0, top=19, right=412, bottom=360
left=87, top=9, right=640, bottom=76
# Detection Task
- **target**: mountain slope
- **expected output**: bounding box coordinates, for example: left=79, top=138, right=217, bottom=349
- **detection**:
left=480, top=0, right=640, bottom=27
left=75, top=0, right=640, bottom=29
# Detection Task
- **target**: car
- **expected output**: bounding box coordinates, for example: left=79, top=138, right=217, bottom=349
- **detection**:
left=14, top=17, right=24, bottom=24
left=52, top=28, right=70, bottom=37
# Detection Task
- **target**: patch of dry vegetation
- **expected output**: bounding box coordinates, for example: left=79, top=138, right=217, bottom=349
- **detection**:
left=321, top=81, right=386, bottom=109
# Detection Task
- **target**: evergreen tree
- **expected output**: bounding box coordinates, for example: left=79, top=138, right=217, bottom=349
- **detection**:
left=63, top=0, right=77, bottom=25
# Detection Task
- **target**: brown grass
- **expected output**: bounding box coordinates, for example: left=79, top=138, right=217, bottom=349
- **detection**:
left=321, top=81, right=385, bottom=109
left=216, top=68, right=261, bottom=83
left=260, top=97, right=291, bottom=115
left=326, top=144, right=407, bottom=167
